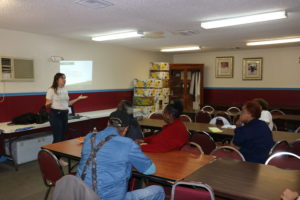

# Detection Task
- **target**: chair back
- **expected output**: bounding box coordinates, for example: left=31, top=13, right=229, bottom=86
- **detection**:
left=269, top=140, right=290, bottom=155
left=270, top=109, right=285, bottom=115
left=53, top=175, right=100, bottom=200
left=226, top=107, right=241, bottom=115
left=201, top=105, right=215, bottom=115
left=265, top=152, right=300, bottom=170
left=190, top=132, right=216, bottom=154
left=210, top=146, right=245, bottom=161
left=180, top=114, right=193, bottom=122
left=180, top=142, right=204, bottom=154
left=195, top=111, right=211, bottom=123
left=171, top=181, right=215, bottom=200
left=148, top=112, right=164, bottom=120
left=295, top=126, right=300, bottom=133
left=38, top=149, right=64, bottom=187
left=272, top=123, right=278, bottom=131
left=290, top=139, right=300, bottom=156
left=209, top=116, right=231, bottom=126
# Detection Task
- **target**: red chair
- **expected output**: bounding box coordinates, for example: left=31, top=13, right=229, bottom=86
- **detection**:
left=269, top=140, right=290, bottom=155
left=171, top=181, right=215, bottom=200
left=295, top=126, right=300, bottom=133
left=195, top=111, right=211, bottom=123
left=210, top=146, right=245, bottom=161
left=265, top=152, right=300, bottom=170
left=201, top=105, right=215, bottom=115
left=270, top=109, right=285, bottom=115
left=190, top=131, right=216, bottom=154
left=180, top=142, right=204, bottom=154
left=290, top=139, right=300, bottom=156
left=226, top=106, right=241, bottom=115
left=271, top=109, right=286, bottom=131
left=180, top=114, right=193, bottom=122
left=148, top=112, right=164, bottom=120
left=226, top=107, right=241, bottom=124
left=272, top=123, right=278, bottom=131
left=38, top=149, right=64, bottom=200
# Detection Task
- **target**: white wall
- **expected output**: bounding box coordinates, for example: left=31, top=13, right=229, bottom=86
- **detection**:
left=173, top=46, right=300, bottom=88
left=0, top=28, right=171, bottom=93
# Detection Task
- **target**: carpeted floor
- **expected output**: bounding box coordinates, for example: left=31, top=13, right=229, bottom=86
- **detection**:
left=0, top=160, right=57, bottom=200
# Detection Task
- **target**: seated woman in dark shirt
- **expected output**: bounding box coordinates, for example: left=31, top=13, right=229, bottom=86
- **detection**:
left=233, top=101, right=274, bottom=163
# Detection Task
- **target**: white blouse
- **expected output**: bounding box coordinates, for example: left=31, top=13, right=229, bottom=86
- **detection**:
left=259, top=110, right=274, bottom=131
left=46, top=87, right=69, bottom=110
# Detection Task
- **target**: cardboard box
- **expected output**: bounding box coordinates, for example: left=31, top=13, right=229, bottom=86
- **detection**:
left=151, top=62, right=169, bottom=70
left=133, top=106, right=155, bottom=118
left=133, top=96, right=154, bottom=106
left=133, top=78, right=168, bottom=88
left=134, top=88, right=163, bottom=97
left=162, top=88, right=170, bottom=95
left=150, top=71, right=170, bottom=79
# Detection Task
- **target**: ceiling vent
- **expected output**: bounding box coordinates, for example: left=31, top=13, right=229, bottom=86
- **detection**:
left=172, top=30, right=201, bottom=36
left=75, top=0, right=113, bottom=9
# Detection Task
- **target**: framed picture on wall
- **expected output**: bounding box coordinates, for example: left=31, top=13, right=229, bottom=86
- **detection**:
left=242, top=57, right=263, bottom=80
left=215, top=56, right=234, bottom=78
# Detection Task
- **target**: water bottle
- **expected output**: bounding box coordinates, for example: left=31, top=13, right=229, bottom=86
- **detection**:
left=92, top=127, right=98, bottom=133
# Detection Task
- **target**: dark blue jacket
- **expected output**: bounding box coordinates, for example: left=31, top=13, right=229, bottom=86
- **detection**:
left=233, top=119, right=274, bottom=163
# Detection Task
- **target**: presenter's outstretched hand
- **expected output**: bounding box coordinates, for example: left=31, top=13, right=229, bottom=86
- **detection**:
left=78, top=95, right=88, bottom=100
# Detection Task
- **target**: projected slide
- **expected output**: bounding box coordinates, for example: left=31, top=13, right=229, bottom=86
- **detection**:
left=60, top=61, right=93, bottom=86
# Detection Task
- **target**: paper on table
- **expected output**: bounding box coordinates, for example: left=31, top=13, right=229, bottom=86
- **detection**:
left=208, top=127, right=223, bottom=133
left=76, top=137, right=85, bottom=143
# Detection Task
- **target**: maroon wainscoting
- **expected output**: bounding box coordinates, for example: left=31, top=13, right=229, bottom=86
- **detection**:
left=204, top=88, right=300, bottom=107
left=0, top=90, right=133, bottom=122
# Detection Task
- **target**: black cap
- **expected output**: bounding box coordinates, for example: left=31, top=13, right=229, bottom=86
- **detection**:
left=109, top=110, right=130, bottom=127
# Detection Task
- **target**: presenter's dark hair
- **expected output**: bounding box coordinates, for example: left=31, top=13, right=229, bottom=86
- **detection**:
left=164, top=100, right=183, bottom=119
left=51, top=73, right=65, bottom=94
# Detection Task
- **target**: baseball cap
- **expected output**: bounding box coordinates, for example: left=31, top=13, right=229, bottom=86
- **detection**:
left=109, top=110, right=130, bottom=127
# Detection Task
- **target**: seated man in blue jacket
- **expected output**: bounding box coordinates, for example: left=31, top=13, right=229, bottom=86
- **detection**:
left=76, top=110, right=164, bottom=200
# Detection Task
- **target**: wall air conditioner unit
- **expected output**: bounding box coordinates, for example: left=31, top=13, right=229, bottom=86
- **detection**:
left=0, top=57, right=34, bottom=81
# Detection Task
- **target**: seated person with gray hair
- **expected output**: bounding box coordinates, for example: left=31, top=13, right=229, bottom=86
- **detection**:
left=76, top=110, right=164, bottom=200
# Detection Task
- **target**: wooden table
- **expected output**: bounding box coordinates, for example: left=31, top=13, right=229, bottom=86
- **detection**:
left=273, top=114, right=300, bottom=121
left=184, top=158, right=300, bottom=200
left=42, top=138, right=215, bottom=182
left=139, top=119, right=300, bottom=143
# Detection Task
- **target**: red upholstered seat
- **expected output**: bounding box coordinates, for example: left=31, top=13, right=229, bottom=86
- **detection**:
left=179, top=114, right=192, bottom=122
left=38, top=149, right=64, bottom=200
left=265, top=152, right=300, bottom=170
left=148, top=112, right=164, bottom=120
left=195, top=111, right=211, bottom=123
left=180, top=142, right=204, bottom=154
left=190, top=132, right=216, bottom=154
left=210, top=146, right=245, bottom=161
left=269, top=140, right=290, bottom=155
left=290, top=139, right=300, bottom=156
left=201, top=105, right=215, bottom=115
left=171, top=181, right=215, bottom=200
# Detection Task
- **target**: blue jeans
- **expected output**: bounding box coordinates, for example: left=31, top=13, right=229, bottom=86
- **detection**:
left=49, top=109, right=68, bottom=143
left=124, top=185, right=165, bottom=200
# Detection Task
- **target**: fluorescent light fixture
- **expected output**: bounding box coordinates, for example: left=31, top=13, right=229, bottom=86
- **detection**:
left=247, top=37, right=300, bottom=46
left=92, top=31, right=143, bottom=41
left=201, top=11, right=287, bottom=29
left=161, top=46, right=200, bottom=52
